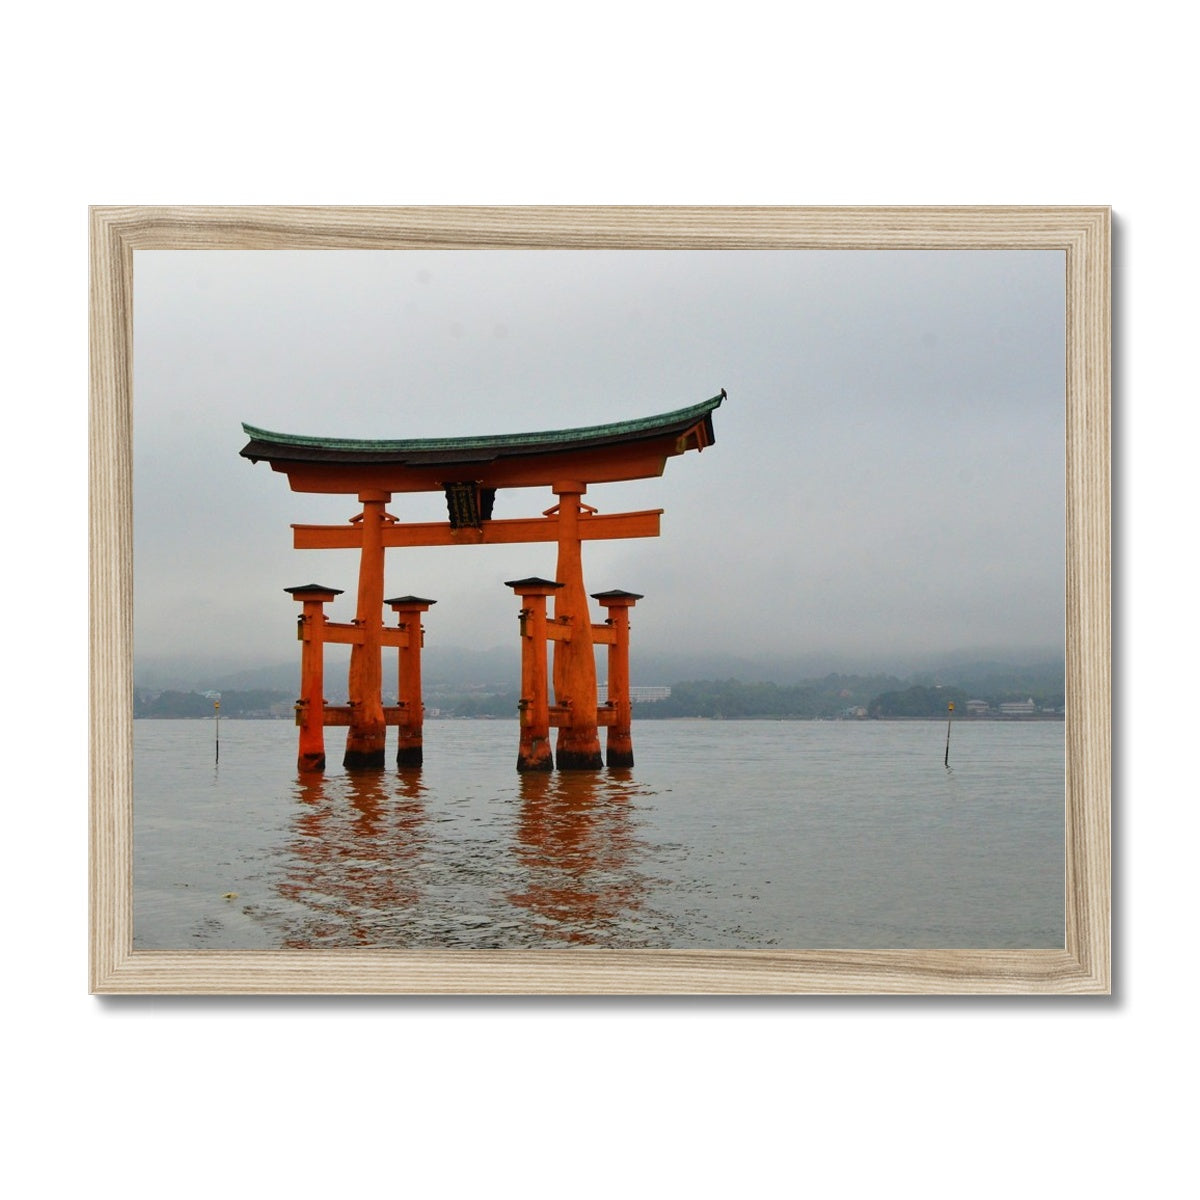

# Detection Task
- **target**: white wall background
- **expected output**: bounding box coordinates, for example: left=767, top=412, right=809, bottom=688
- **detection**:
left=3, top=3, right=1185, bottom=1196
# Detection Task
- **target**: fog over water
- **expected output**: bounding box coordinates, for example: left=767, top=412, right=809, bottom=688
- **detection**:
left=133, top=249, right=1065, bottom=678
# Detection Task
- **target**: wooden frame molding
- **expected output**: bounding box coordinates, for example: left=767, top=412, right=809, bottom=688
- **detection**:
left=90, top=206, right=1110, bottom=994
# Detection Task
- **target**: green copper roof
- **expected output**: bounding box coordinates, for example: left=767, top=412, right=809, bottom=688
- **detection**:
left=241, top=392, right=723, bottom=463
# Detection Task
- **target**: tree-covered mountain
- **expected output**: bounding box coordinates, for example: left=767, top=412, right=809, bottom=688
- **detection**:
left=867, top=685, right=969, bottom=719
left=133, top=688, right=293, bottom=719
left=132, top=650, right=1063, bottom=720
left=639, top=674, right=905, bottom=720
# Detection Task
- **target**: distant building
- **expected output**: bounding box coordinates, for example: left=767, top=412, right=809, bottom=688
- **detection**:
left=966, top=699, right=990, bottom=715
left=999, top=698, right=1038, bottom=715
left=599, top=684, right=671, bottom=704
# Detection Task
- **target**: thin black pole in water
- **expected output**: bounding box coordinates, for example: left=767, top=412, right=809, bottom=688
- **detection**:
left=214, top=696, right=220, bottom=764
left=944, top=701, right=954, bottom=767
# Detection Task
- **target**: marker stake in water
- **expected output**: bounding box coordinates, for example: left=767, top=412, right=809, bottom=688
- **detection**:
left=944, top=701, right=954, bottom=767
left=214, top=697, right=221, bottom=764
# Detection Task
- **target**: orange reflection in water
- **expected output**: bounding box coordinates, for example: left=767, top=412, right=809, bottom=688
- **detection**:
left=278, top=769, right=429, bottom=947
left=506, top=769, right=649, bottom=943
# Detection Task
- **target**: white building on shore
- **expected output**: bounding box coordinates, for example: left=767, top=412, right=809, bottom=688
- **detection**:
left=598, top=684, right=672, bottom=704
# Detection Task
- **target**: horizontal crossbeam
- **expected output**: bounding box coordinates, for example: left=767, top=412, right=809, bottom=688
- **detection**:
left=548, top=704, right=619, bottom=728
left=319, top=705, right=416, bottom=727
left=292, top=509, right=663, bottom=550
left=542, top=620, right=617, bottom=645
left=301, top=622, right=412, bottom=648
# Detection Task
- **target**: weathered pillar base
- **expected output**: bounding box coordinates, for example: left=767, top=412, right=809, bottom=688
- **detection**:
left=344, top=752, right=386, bottom=770
left=517, top=737, right=554, bottom=773
left=344, top=739, right=386, bottom=770
left=557, top=750, right=604, bottom=771
left=605, top=732, right=634, bottom=769
left=298, top=751, right=327, bottom=773
left=396, top=740, right=424, bottom=768
left=555, top=732, right=604, bottom=771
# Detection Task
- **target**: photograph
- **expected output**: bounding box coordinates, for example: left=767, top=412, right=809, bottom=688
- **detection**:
left=28, top=5, right=1180, bottom=1190
left=126, top=236, right=1073, bottom=958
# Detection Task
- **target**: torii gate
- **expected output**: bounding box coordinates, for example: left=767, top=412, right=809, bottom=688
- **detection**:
left=240, top=391, right=723, bottom=773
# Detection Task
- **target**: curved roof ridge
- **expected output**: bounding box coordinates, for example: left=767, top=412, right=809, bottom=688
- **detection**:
left=242, top=392, right=724, bottom=454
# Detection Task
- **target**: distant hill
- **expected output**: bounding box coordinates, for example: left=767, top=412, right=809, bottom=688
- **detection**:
left=133, top=646, right=1063, bottom=720
left=901, top=659, right=1065, bottom=706
left=135, top=645, right=1063, bottom=695
left=133, top=687, right=293, bottom=719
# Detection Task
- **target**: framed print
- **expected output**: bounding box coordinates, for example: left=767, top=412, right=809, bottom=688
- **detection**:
left=90, top=206, right=1110, bottom=993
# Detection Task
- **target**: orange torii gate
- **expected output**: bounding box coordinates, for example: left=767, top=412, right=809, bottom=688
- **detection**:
left=240, top=391, right=723, bottom=772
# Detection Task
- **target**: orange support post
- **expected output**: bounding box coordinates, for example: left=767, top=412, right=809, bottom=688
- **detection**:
left=344, top=490, right=391, bottom=769
left=387, top=595, right=436, bottom=767
left=592, top=590, right=643, bottom=768
left=550, top=482, right=603, bottom=770
left=507, top=578, right=561, bottom=772
left=286, top=584, right=344, bottom=772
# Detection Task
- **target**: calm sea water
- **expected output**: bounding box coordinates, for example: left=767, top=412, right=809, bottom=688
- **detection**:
left=134, top=718, right=1064, bottom=950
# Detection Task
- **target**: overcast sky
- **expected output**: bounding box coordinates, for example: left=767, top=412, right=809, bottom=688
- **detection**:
left=133, top=248, right=1064, bottom=674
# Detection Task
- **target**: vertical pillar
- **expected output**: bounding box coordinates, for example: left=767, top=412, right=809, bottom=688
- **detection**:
left=387, top=595, right=436, bottom=768
left=345, top=490, right=391, bottom=769
left=285, top=584, right=344, bottom=772
left=592, top=590, right=643, bottom=768
left=550, top=481, right=603, bottom=770
left=506, top=578, right=561, bottom=772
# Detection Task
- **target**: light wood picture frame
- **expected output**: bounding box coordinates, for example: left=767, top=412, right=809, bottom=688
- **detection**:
left=90, top=205, right=1110, bottom=994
